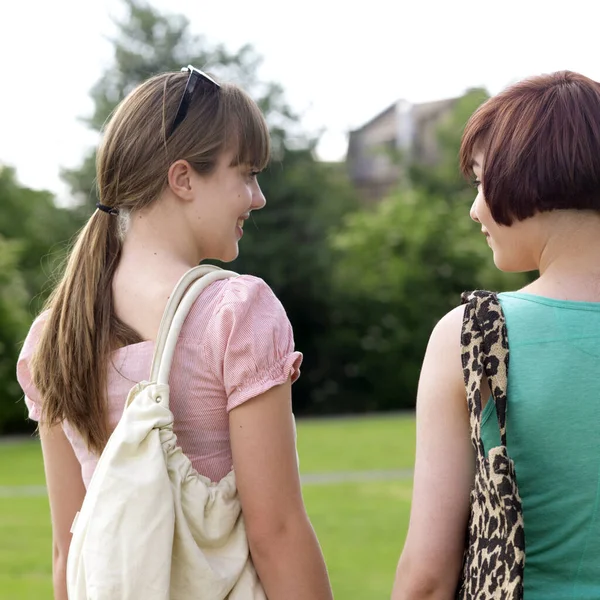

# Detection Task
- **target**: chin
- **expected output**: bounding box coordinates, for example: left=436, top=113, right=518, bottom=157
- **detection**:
left=492, top=253, right=537, bottom=273
left=217, top=245, right=240, bottom=264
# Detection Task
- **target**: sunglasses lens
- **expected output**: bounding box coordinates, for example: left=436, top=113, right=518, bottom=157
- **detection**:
left=168, top=67, right=219, bottom=138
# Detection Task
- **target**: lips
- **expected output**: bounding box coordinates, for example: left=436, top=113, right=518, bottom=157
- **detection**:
left=237, top=213, right=250, bottom=229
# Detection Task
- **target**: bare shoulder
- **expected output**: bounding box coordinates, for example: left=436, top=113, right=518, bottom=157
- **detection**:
left=427, top=304, right=466, bottom=354
left=417, top=304, right=468, bottom=406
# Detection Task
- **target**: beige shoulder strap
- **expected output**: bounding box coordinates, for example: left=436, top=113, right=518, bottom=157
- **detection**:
left=149, top=265, right=238, bottom=387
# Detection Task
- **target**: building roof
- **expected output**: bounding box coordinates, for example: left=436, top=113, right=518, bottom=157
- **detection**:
left=349, top=96, right=459, bottom=136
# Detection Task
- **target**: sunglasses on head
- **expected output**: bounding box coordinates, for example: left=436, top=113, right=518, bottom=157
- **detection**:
left=168, top=65, right=220, bottom=138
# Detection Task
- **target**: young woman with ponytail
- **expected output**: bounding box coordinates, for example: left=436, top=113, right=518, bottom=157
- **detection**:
left=17, top=67, right=332, bottom=600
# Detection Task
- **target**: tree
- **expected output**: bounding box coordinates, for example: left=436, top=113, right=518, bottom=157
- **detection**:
left=229, top=150, right=359, bottom=412
left=62, top=0, right=298, bottom=204
left=408, top=88, right=490, bottom=199
left=325, top=90, right=531, bottom=412
left=0, top=167, right=80, bottom=433
left=0, top=167, right=80, bottom=312
left=0, top=234, right=30, bottom=432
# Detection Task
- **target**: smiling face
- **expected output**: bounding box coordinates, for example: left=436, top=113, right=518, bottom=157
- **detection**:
left=470, top=152, right=543, bottom=273
left=180, top=150, right=266, bottom=262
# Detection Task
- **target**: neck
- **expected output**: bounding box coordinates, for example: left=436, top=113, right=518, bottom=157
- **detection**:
left=120, top=196, right=201, bottom=270
left=527, top=211, right=600, bottom=300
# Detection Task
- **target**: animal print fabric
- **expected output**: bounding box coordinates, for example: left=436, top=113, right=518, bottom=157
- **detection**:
left=456, top=291, right=525, bottom=600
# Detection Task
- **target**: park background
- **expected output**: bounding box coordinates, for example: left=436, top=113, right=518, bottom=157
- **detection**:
left=0, top=0, right=596, bottom=597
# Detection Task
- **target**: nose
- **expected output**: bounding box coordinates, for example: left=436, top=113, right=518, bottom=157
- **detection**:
left=470, top=195, right=480, bottom=224
left=251, top=181, right=266, bottom=211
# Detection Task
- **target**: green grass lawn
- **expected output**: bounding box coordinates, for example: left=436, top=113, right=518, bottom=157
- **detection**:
left=0, top=414, right=415, bottom=599
left=0, top=437, right=46, bottom=485
left=296, top=413, right=416, bottom=473
left=0, top=496, right=52, bottom=600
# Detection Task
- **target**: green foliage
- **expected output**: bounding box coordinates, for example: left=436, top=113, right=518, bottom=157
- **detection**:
left=328, top=186, right=528, bottom=409
left=0, top=235, right=29, bottom=428
left=0, top=167, right=79, bottom=309
left=62, top=0, right=298, bottom=203
left=229, top=150, right=359, bottom=412
left=325, top=89, right=532, bottom=411
left=0, top=167, right=81, bottom=433
left=408, top=88, right=489, bottom=197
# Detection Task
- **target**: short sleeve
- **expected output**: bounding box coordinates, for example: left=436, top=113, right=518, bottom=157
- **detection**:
left=16, top=312, right=49, bottom=422
left=203, top=275, right=303, bottom=411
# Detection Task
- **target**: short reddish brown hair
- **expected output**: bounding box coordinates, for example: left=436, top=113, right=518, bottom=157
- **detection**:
left=460, top=71, right=600, bottom=225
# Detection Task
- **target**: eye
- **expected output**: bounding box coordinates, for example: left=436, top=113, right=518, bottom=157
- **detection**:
left=472, top=179, right=481, bottom=188
left=243, top=166, right=261, bottom=182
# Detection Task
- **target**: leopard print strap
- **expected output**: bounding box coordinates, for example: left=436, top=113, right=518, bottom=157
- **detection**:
left=457, top=291, right=524, bottom=600
left=460, top=290, right=510, bottom=449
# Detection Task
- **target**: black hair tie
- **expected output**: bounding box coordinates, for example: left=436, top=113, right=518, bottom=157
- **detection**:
left=96, top=202, right=119, bottom=216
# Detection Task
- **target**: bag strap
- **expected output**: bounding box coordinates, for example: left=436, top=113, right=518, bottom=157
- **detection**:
left=149, top=265, right=238, bottom=387
left=460, top=290, right=510, bottom=452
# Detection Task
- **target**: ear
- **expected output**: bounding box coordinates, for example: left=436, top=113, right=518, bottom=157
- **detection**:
left=167, top=160, right=196, bottom=202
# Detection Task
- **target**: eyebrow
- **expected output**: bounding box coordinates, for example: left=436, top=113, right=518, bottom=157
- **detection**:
left=472, top=159, right=481, bottom=168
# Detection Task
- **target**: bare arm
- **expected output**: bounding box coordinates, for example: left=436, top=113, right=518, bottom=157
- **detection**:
left=39, top=421, right=86, bottom=600
left=391, top=306, right=474, bottom=600
left=229, top=378, right=333, bottom=600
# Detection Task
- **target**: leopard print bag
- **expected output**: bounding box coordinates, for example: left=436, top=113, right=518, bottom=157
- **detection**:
left=456, top=291, right=525, bottom=600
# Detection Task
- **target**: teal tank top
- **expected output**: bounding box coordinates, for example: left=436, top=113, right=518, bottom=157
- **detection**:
left=481, top=292, right=600, bottom=599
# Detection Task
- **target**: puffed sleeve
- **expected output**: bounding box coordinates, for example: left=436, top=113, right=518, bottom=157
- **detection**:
left=16, top=312, right=49, bottom=422
left=202, top=275, right=303, bottom=411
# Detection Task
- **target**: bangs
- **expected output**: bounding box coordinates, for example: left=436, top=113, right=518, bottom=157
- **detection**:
left=459, top=101, right=494, bottom=179
left=222, top=85, right=271, bottom=170
left=458, top=71, right=600, bottom=225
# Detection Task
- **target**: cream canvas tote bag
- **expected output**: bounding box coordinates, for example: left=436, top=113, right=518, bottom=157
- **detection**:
left=67, top=265, right=266, bottom=600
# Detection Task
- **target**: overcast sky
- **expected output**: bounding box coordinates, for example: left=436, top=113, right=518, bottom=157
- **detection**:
left=1, top=0, right=597, bottom=202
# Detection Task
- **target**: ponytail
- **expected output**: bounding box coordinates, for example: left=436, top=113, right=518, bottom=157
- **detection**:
left=30, top=209, right=141, bottom=453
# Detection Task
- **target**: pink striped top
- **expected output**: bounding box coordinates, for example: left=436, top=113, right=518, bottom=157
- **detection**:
left=16, top=275, right=302, bottom=488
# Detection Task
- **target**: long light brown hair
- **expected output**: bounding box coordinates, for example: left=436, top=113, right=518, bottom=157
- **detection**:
left=30, top=70, right=270, bottom=454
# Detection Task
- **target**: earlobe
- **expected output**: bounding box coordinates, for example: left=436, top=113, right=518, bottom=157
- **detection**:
left=167, top=160, right=195, bottom=202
